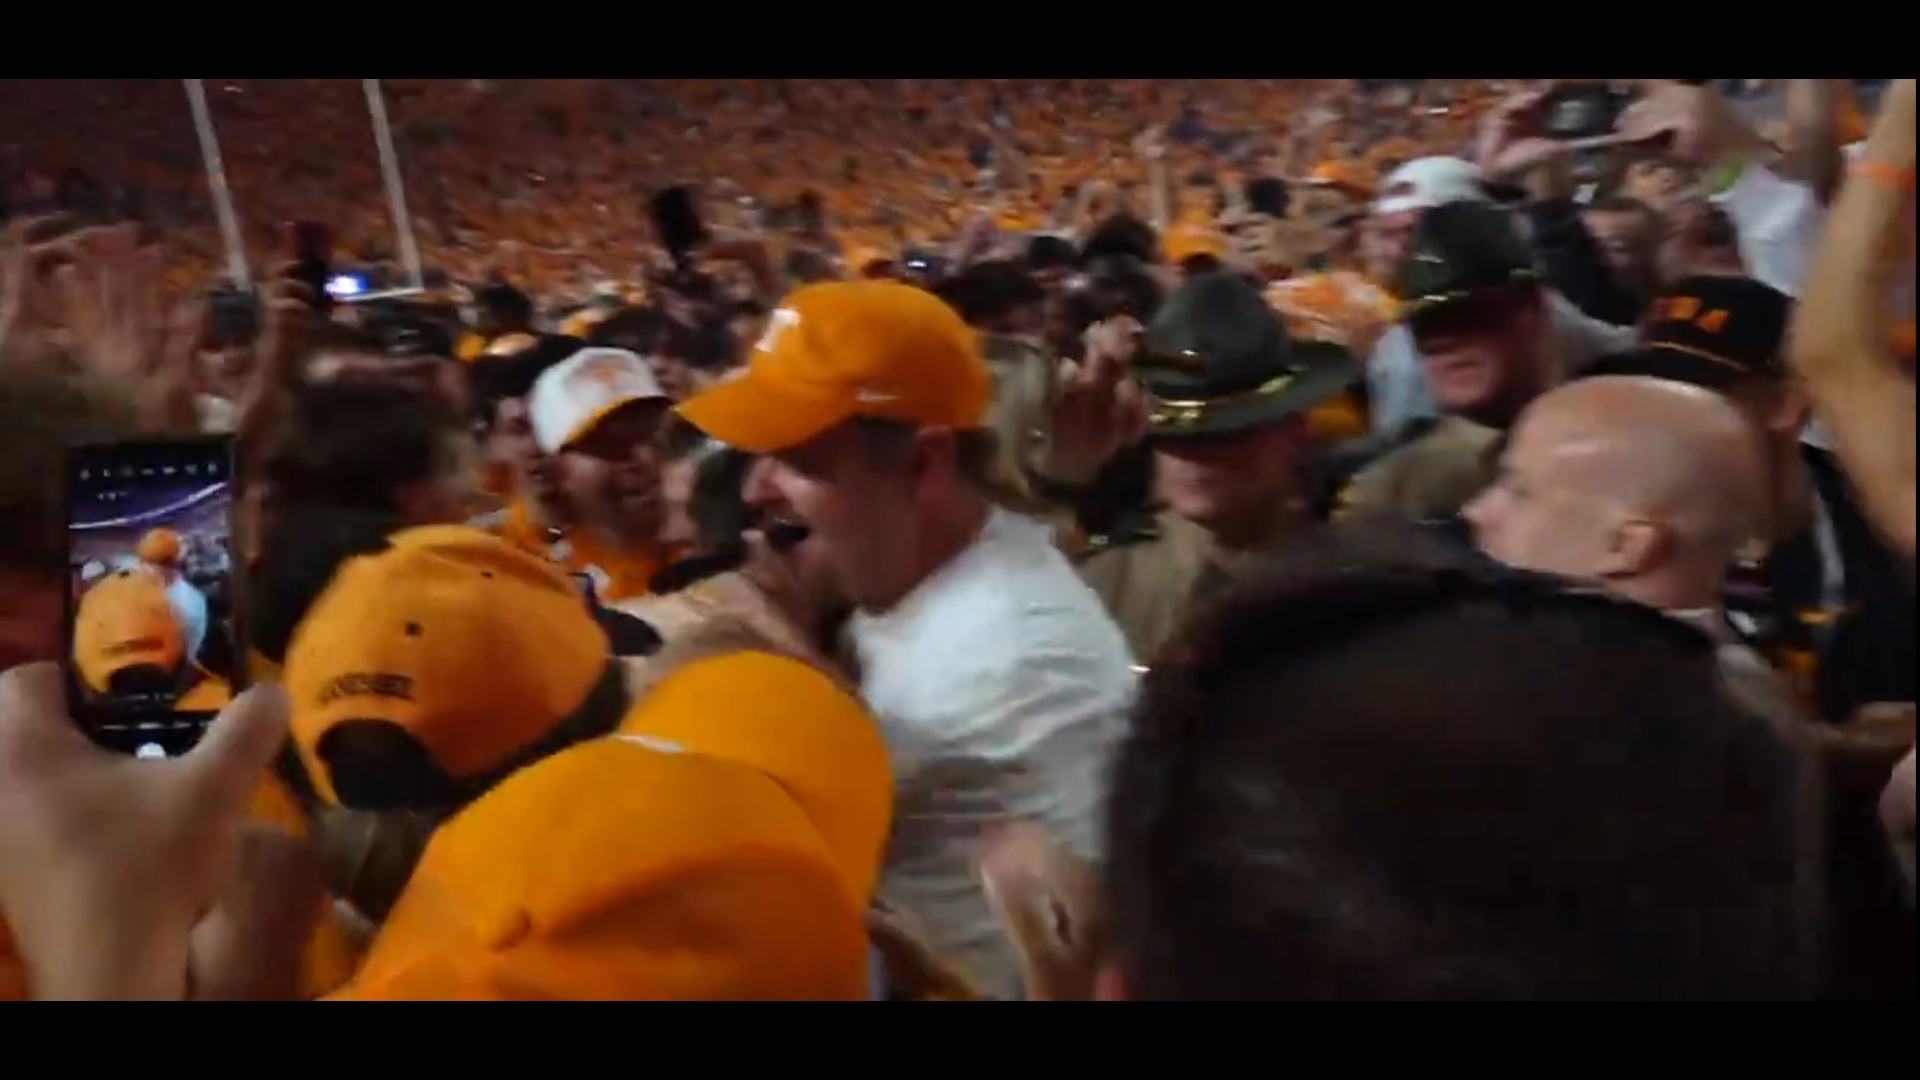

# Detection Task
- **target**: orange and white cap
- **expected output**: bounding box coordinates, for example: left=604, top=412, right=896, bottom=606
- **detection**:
left=1374, top=157, right=1488, bottom=217
left=529, top=347, right=668, bottom=455
left=676, top=281, right=990, bottom=454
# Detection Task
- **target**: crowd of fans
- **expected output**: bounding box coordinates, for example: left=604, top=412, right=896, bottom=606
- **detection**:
left=1, top=79, right=1513, bottom=301
left=0, top=78, right=1912, bottom=1001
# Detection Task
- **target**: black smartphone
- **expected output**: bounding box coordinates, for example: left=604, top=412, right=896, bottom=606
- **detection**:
left=286, top=219, right=335, bottom=313
left=649, top=186, right=708, bottom=264
left=65, top=437, right=245, bottom=758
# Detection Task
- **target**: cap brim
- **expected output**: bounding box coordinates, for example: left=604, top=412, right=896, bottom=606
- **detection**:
left=1578, top=346, right=1752, bottom=392
left=544, top=393, right=670, bottom=456
left=674, top=371, right=853, bottom=455
left=1150, top=354, right=1360, bottom=441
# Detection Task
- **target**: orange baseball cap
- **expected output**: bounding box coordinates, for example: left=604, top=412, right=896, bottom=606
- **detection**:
left=675, top=281, right=991, bottom=454
left=284, top=526, right=618, bottom=808
left=137, top=527, right=182, bottom=566
left=619, top=652, right=893, bottom=902
left=73, top=567, right=185, bottom=693
left=846, top=245, right=896, bottom=277
left=331, top=662, right=882, bottom=1000
left=1163, top=223, right=1228, bottom=265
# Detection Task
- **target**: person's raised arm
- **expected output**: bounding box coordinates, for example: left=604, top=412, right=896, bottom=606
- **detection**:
left=1782, top=79, right=1845, bottom=205
left=235, top=269, right=321, bottom=463
left=1788, top=79, right=1917, bottom=565
left=1137, top=126, right=1173, bottom=232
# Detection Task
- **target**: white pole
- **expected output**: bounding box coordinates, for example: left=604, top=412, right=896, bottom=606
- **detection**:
left=363, top=78, right=424, bottom=293
left=181, top=79, right=251, bottom=290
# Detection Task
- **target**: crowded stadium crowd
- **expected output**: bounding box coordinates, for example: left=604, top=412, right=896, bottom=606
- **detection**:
left=0, top=78, right=1913, bottom=1000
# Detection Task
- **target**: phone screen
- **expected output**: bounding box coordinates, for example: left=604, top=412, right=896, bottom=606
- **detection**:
left=326, top=273, right=370, bottom=301
left=65, top=438, right=243, bottom=757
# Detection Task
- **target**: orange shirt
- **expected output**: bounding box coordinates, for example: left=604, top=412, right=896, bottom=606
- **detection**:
left=477, top=500, right=661, bottom=603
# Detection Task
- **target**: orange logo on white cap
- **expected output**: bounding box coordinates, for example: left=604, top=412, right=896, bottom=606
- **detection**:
left=529, top=347, right=667, bottom=454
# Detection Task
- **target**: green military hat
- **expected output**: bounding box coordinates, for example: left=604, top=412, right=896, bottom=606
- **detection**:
left=1390, top=201, right=1538, bottom=321
left=1137, top=271, right=1360, bottom=440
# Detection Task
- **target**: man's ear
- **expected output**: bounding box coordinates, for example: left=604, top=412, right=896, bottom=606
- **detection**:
left=1093, top=962, right=1130, bottom=1002
left=1599, top=517, right=1665, bottom=579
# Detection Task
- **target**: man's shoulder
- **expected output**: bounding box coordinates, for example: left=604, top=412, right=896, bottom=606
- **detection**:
left=1715, top=639, right=1806, bottom=734
left=1339, top=417, right=1501, bottom=520
left=878, top=580, right=1134, bottom=732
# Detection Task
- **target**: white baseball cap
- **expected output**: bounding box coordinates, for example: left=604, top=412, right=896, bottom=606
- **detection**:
left=1374, top=157, right=1490, bottom=217
left=529, top=347, right=668, bottom=455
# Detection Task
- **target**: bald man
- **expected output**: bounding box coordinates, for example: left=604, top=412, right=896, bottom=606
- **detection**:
left=1466, top=376, right=1798, bottom=729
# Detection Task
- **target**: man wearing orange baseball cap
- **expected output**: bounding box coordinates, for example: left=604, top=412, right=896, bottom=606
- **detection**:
left=677, top=281, right=1135, bottom=998
left=278, top=526, right=888, bottom=999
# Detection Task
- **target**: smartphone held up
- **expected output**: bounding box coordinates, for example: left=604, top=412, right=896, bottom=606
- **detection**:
left=64, top=438, right=245, bottom=758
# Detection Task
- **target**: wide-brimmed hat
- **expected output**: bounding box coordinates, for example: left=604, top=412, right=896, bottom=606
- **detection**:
left=1138, top=271, right=1360, bottom=440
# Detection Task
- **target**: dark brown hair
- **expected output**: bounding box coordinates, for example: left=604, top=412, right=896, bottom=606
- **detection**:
left=1105, top=522, right=1819, bottom=1000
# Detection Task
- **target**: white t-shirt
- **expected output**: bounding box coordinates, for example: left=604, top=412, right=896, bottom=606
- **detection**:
left=1711, top=156, right=1914, bottom=452
left=1711, top=161, right=1825, bottom=298
left=850, top=508, right=1136, bottom=999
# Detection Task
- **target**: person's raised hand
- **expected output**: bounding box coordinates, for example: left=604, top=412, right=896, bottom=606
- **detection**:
left=1615, top=81, right=1756, bottom=169
left=46, top=225, right=204, bottom=431
left=0, top=664, right=289, bottom=1000
left=0, top=214, right=83, bottom=363
left=1477, top=84, right=1573, bottom=184
left=977, top=823, right=1103, bottom=1001
left=1039, top=317, right=1148, bottom=485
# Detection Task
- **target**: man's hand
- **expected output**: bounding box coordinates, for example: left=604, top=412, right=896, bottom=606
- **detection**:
left=1884, top=748, right=1917, bottom=898
left=0, top=224, right=28, bottom=353
left=978, top=823, right=1104, bottom=1002
left=0, top=665, right=288, bottom=1000
left=1615, top=81, right=1756, bottom=170
left=45, top=225, right=204, bottom=431
left=1038, top=319, right=1148, bottom=484
left=1477, top=85, right=1573, bottom=186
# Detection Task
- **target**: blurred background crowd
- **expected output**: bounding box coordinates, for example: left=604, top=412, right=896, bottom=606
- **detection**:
left=2, top=79, right=1529, bottom=299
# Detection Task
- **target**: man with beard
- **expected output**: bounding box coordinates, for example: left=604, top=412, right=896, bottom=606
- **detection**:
left=521, top=348, right=676, bottom=603
left=472, top=341, right=669, bottom=600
